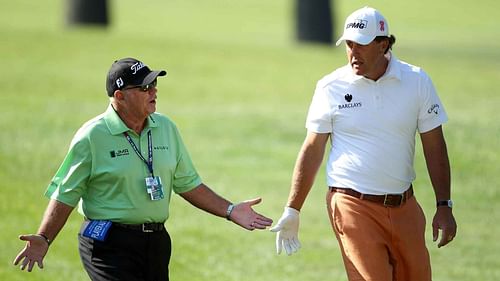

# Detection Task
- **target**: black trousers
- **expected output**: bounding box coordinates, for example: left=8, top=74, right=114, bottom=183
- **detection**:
left=78, top=223, right=172, bottom=281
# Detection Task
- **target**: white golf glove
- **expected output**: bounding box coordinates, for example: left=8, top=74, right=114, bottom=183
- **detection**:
left=270, top=207, right=301, bottom=255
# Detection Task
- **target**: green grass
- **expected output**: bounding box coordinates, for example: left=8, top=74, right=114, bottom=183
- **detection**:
left=1, top=0, right=500, bottom=280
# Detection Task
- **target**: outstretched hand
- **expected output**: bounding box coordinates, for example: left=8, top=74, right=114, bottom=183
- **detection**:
left=230, top=198, right=273, bottom=231
left=270, top=207, right=301, bottom=255
left=13, top=234, right=49, bottom=272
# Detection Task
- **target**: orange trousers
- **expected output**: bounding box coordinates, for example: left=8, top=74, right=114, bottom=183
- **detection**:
left=326, top=190, right=431, bottom=281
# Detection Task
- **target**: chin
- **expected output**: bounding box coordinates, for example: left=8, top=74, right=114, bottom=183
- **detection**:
left=147, top=106, right=156, bottom=114
left=352, top=69, right=365, bottom=76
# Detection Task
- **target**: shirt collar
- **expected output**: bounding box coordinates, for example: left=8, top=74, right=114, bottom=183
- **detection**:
left=103, top=104, right=159, bottom=135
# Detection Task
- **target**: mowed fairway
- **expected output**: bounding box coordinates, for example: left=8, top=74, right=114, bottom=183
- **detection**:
left=1, top=0, right=499, bottom=280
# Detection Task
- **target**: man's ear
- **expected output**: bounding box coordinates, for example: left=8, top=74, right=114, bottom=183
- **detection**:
left=113, top=90, right=125, bottom=100
left=379, top=39, right=389, bottom=54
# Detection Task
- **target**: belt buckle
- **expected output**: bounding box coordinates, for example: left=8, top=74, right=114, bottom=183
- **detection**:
left=383, top=193, right=404, bottom=207
left=142, top=224, right=154, bottom=233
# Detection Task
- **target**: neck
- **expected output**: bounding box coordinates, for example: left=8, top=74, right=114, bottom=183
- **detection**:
left=111, top=103, right=147, bottom=134
left=365, top=52, right=391, bottom=81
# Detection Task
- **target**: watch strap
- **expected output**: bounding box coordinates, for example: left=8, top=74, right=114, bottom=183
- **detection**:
left=436, top=200, right=453, bottom=208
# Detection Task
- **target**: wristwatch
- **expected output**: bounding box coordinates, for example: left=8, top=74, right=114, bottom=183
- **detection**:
left=436, top=199, right=453, bottom=208
left=226, top=204, right=235, bottom=220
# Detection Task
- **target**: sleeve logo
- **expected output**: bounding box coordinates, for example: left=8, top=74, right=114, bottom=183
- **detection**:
left=427, top=104, right=440, bottom=114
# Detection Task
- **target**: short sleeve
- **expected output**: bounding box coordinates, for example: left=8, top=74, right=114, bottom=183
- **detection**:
left=417, top=73, right=448, bottom=133
left=45, top=137, right=92, bottom=207
left=305, top=83, right=334, bottom=133
left=171, top=127, right=202, bottom=194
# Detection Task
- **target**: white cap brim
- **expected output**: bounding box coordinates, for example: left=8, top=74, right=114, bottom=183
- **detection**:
left=335, top=33, right=375, bottom=46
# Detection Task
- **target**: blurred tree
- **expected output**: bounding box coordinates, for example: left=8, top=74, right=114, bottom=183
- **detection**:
left=67, top=0, right=109, bottom=26
left=296, top=0, right=334, bottom=44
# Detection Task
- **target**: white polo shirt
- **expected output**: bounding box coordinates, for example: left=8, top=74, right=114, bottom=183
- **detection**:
left=306, top=54, right=447, bottom=194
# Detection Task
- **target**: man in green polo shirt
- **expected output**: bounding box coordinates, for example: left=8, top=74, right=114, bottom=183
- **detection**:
left=14, top=57, right=273, bottom=280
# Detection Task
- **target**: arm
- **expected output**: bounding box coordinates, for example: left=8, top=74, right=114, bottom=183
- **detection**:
left=13, top=199, right=74, bottom=271
left=420, top=126, right=457, bottom=248
left=179, top=183, right=273, bottom=231
left=271, top=131, right=330, bottom=255
left=287, top=131, right=330, bottom=210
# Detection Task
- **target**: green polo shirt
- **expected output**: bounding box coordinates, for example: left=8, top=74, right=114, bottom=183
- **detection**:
left=45, top=105, right=202, bottom=224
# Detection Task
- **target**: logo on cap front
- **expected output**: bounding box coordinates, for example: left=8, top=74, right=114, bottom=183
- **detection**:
left=130, top=62, right=146, bottom=75
left=346, top=19, right=368, bottom=30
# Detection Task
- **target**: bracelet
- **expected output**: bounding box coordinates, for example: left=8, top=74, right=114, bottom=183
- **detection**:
left=37, top=233, right=52, bottom=246
left=225, top=204, right=235, bottom=221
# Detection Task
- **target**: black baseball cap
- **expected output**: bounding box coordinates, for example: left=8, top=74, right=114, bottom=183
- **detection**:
left=106, top=57, right=167, bottom=97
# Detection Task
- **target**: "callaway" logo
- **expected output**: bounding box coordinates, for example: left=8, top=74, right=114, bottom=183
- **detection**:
left=427, top=104, right=440, bottom=114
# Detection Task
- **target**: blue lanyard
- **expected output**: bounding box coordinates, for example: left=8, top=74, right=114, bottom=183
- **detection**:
left=123, top=130, right=154, bottom=177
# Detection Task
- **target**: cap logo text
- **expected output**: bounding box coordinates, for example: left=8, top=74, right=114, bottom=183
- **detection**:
left=116, top=77, right=124, bottom=88
left=346, top=19, right=368, bottom=30
left=130, top=62, right=146, bottom=75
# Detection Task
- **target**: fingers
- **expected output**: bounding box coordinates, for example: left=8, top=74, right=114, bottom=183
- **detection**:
left=14, top=234, right=47, bottom=272
left=19, top=235, right=29, bottom=242
left=13, top=249, right=26, bottom=266
left=249, top=217, right=274, bottom=231
left=291, top=237, right=302, bottom=251
left=276, top=234, right=283, bottom=254
left=432, top=225, right=439, bottom=242
left=283, top=239, right=292, bottom=255
left=244, top=197, right=262, bottom=206
left=269, top=224, right=281, bottom=232
left=283, top=238, right=300, bottom=255
left=438, top=232, right=455, bottom=248
left=20, top=256, right=34, bottom=272
left=256, top=216, right=273, bottom=226
left=252, top=220, right=272, bottom=230
left=269, top=218, right=285, bottom=232
left=433, top=208, right=457, bottom=248
left=433, top=221, right=456, bottom=248
left=275, top=233, right=301, bottom=255
left=16, top=256, right=43, bottom=272
left=433, top=226, right=456, bottom=248
left=14, top=250, right=37, bottom=272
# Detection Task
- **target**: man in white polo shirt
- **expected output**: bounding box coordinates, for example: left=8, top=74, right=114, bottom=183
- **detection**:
left=271, top=6, right=457, bottom=281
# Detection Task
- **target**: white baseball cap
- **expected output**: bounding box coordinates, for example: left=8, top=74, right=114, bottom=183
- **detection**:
left=335, top=7, right=389, bottom=46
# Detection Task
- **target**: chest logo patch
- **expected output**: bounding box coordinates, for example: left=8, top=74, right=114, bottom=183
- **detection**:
left=345, top=93, right=353, bottom=102
left=110, top=149, right=129, bottom=158
left=339, top=93, right=362, bottom=109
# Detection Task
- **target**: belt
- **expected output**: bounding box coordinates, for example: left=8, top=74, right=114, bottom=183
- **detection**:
left=329, top=185, right=414, bottom=207
left=113, top=222, right=165, bottom=233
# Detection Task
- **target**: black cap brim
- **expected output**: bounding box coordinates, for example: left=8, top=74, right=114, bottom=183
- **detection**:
left=141, top=70, right=167, bottom=86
